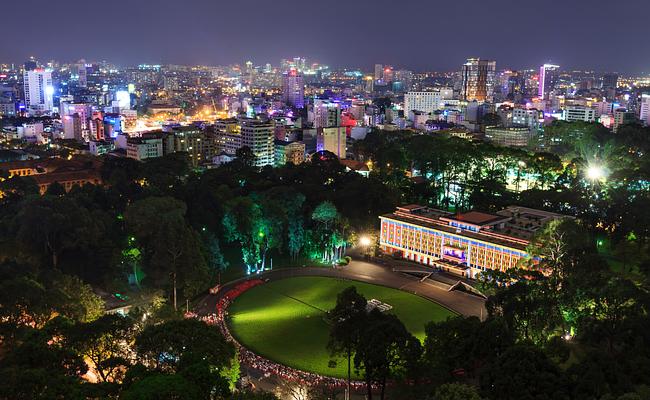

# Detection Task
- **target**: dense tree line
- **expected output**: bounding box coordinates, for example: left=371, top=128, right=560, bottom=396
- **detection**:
left=354, top=123, right=650, bottom=246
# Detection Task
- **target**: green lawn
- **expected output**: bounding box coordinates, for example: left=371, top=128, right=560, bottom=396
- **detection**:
left=227, top=276, right=456, bottom=379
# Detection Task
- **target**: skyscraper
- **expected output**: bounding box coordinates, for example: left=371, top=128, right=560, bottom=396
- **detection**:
left=393, top=69, right=413, bottom=92
left=374, top=64, right=384, bottom=81
left=538, top=64, right=560, bottom=99
left=460, top=58, right=496, bottom=102
left=382, top=66, right=394, bottom=84
left=282, top=68, right=305, bottom=109
left=640, top=94, right=650, bottom=126
left=23, top=69, right=54, bottom=114
left=24, top=57, right=37, bottom=72
left=602, top=73, right=619, bottom=89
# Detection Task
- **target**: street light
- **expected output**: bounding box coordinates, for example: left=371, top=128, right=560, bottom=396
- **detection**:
left=586, top=164, right=606, bottom=182
left=359, top=236, right=372, bottom=247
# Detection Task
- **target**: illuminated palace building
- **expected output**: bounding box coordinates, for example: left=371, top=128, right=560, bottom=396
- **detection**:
left=379, top=205, right=567, bottom=278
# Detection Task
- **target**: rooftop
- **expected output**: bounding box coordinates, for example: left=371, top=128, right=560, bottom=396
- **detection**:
left=442, top=211, right=509, bottom=226
left=382, top=205, right=569, bottom=251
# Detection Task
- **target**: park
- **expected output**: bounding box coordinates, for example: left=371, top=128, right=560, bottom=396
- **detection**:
left=226, top=276, right=456, bottom=379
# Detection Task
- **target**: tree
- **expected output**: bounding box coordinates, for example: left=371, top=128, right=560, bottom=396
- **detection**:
left=135, top=319, right=235, bottom=373
left=480, top=344, right=569, bottom=400
left=45, top=181, right=67, bottom=196
left=125, top=197, right=210, bottom=299
left=13, top=196, right=103, bottom=268
left=0, top=173, right=38, bottom=206
left=263, top=187, right=306, bottom=260
left=354, top=310, right=412, bottom=400
left=140, top=152, right=191, bottom=195
left=69, top=314, right=135, bottom=383
left=311, top=201, right=347, bottom=263
left=0, top=273, right=61, bottom=339
left=328, top=287, right=367, bottom=396
left=568, top=351, right=633, bottom=400
left=203, top=231, right=229, bottom=274
left=121, top=373, right=203, bottom=400
left=424, top=316, right=513, bottom=381
left=236, top=146, right=257, bottom=167
left=229, top=391, right=279, bottom=400
left=486, top=270, right=562, bottom=343
left=525, top=218, right=594, bottom=283
left=574, top=276, right=643, bottom=354
left=277, top=380, right=309, bottom=400
left=433, top=383, right=482, bottom=400
left=481, top=112, right=503, bottom=127
left=0, top=323, right=88, bottom=400
left=223, top=196, right=263, bottom=274
left=52, top=274, right=105, bottom=323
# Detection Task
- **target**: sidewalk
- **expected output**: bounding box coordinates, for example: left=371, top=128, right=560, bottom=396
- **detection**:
left=368, top=255, right=476, bottom=287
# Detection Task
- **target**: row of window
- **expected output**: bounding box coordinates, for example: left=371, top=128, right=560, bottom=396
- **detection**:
left=381, top=220, right=525, bottom=271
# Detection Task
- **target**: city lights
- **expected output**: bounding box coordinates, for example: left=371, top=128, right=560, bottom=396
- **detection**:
left=1, top=7, right=650, bottom=398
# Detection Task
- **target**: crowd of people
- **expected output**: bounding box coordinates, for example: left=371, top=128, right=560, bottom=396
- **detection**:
left=216, top=279, right=265, bottom=315
left=198, top=279, right=369, bottom=391
left=238, top=345, right=368, bottom=390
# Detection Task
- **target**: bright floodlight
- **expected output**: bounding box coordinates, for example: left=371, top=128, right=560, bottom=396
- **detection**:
left=359, top=236, right=372, bottom=247
left=586, top=165, right=605, bottom=181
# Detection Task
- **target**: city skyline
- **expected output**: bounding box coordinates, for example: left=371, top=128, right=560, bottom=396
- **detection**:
left=2, top=0, right=649, bottom=74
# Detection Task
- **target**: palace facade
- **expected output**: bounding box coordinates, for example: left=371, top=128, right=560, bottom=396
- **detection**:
left=379, top=205, right=567, bottom=278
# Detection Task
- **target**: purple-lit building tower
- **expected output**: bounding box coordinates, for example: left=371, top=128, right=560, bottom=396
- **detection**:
left=282, top=68, right=305, bottom=109
left=538, top=64, right=560, bottom=99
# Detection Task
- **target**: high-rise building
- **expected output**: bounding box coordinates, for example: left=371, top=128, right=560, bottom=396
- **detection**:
left=61, top=102, right=92, bottom=141
left=382, top=66, right=394, bottom=84
left=512, top=108, right=542, bottom=131
left=126, top=134, right=164, bottom=161
left=538, top=64, right=560, bottom=99
left=460, top=58, right=496, bottom=102
left=374, top=64, right=384, bottom=81
left=316, top=126, right=347, bottom=159
left=613, top=108, right=637, bottom=133
left=24, top=57, right=37, bottom=72
left=562, top=106, right=596, bottom=122
left=364, top=76, right=374, bottom=93
left=293, top=57, right=306, bottom=72
left=497, top=70, right=525, bottom=101
left=23, top=69, right=54, bottom=114
left=63, top=114, right=83, bottom=141
left=485, top=126, right=533, bottom=147
left=274, top=140, right=305, bottom=166
left=393, top=70, right=413, bottom=92
left=164, top=126, right=217, bottom=167
left=240, top=119, right=275, bottom=167
left=640, top=94, right=650, bottom=126
left=312, top=100, right=341, bottom=128
left=404, top=90, right=451, bottom=116
left=602, top=73, right=619, bottom=89
left=282, top=68, right=305, bottom=109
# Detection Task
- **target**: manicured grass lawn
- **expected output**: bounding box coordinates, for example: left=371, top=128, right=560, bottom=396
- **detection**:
left=227, top=276, right=456, bottom=379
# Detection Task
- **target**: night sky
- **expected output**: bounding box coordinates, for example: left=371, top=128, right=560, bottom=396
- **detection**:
left=2, top=0, right=649, bottom=73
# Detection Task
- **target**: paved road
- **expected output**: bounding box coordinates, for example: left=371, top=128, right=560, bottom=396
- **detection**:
left=195, top=257, right=486, bottom=319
